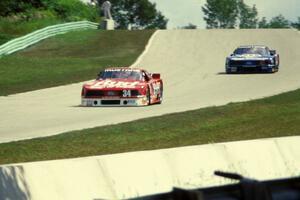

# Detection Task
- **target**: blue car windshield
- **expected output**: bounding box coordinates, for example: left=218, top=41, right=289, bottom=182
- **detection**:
left=234, top=47, right=268, bottom=56
left=98, top=70, right=143, bottom=81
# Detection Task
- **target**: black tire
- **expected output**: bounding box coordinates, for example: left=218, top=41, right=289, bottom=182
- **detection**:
left=275, top=55, right=280, bottom=72
left=266, top=67, right=275, bottom=73
left=271, top=67, right=276, bottom=73
left=276, top=55, right=280, bottom=67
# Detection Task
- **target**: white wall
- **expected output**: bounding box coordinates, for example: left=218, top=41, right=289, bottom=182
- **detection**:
left=0, top=136, right=299, bottom=200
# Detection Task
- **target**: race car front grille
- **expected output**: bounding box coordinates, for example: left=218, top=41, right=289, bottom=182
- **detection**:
left=130, top=90, right=140, bottom=96
left=105, top=90, right=123, bottom=96
left=85, top=90, right=140, bottom=98
left=85, top=90, right=104, bottom=97
left=101, top=100, right=121, bottom=105
left=229, top=60, right=262, bottom=66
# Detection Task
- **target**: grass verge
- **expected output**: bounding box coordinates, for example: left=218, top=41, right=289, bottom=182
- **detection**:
left=0, top=29, right=154, bottom=96
left=0, top=88, right=300, bottom=165
left=0, top=18, right=64, bottom=45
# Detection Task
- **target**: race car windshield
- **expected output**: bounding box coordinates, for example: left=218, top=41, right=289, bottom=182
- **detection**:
left=98, top=70, right=143, bottom=81
left=234, top=47, right=268, bottom=56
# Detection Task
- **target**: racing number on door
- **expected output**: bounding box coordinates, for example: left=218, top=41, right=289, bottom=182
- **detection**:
left=122, top=90, right=131, bottom=97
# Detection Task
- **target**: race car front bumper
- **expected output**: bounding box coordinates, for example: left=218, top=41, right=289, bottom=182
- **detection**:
left=226, top=64, right=276, bottom=73
left=81, top=96, right=148, bottom=107
left=226, top=59, right=277, bottom=73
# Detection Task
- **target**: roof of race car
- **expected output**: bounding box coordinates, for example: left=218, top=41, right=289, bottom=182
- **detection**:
left=237, top=45, right=267, bottom=49
left=104, top=67, right=144, bottom=72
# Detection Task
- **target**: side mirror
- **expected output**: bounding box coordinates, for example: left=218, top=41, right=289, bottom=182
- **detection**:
left=152, top=73, right=160, bottom=79
left=270, top=50, right=276, bottom=56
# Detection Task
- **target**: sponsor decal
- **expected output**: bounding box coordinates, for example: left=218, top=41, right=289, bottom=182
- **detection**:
left=152, top=82, right=161, bottom=95
left=244, top=54, right=257, bottom=58
left=90, top=80, right=140, bottom=89
left=105, top=68, right=140, bottom=72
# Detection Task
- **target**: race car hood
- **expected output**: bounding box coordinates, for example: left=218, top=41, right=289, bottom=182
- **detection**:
left=229, top=54, right=270, bottom=60
left=83, top=79, right=147, bottom=90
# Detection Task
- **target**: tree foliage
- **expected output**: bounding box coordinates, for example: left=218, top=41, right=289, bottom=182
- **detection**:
left=202, top=0, right=258, bottom=29
left=96, top=0, right=168, bottom=29
left=268, top=14, right=290, bottom=28
left=0, top=0, right=42, bottom=17
left=259, top=15, right=291, bottom=29
left=202, top=0, right=238, bottom=28
left=258, top=17, right=269, bottom=28
left=237, top=0, right=258, bottom=28
left=291, top=17, right=300, bottom=30
left=0, top=0, right=99, bottom=21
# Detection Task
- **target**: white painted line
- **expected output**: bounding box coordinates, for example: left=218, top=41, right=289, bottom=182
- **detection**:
left=130, top=30, right=160, bottom=67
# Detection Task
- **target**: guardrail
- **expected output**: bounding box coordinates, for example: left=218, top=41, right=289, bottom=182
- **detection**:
left=0, top=20, right=98, bottom=57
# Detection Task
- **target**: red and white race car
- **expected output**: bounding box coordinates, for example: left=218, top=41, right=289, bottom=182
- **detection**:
left=81, top=67, right=163, bottom=106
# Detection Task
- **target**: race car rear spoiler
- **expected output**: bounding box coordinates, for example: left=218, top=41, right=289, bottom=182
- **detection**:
left=270, top=50, right=277, bottom=56
left=152, top=73, right=160, bottom=79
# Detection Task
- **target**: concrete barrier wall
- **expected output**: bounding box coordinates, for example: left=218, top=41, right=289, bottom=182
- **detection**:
left=1, top=136, right=299, bottom=200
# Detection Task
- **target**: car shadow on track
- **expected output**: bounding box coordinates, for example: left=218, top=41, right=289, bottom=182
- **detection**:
left=70, top=104, right=161, bottom=108
left=216, top=72, right=273, bottom=75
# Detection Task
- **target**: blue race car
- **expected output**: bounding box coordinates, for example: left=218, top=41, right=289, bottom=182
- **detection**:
left=225, top=45, right=279, bottom=73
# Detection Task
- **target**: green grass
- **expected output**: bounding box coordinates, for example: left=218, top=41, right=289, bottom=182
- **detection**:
left=0, top=33, right=15, bottom=45
left=0, top=29, right=155, bottom=96
left=0, top=88, right=300, bottom=164
left=0, top=18, right=64, bottom=45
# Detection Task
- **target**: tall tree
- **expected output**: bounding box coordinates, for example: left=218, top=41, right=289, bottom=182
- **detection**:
left=291, top=17, right=300, bottom=30
left=98, top=0, right=168, bottom=29
left=237, top=0, right=258, bottom=28
left=202, top=0, right=238, bottom=28
left=258, top=15, right=291, bottom=29
left=268, top=14, right=290, bottom=28
left=258, top=17, right=269, bottom=28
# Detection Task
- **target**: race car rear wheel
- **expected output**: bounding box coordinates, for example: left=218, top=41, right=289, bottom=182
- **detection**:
left=276, top=54, right=280, bottom=67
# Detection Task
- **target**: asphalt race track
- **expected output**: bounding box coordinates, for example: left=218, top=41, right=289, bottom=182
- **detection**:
left=0, top=29, right=300, bottom=143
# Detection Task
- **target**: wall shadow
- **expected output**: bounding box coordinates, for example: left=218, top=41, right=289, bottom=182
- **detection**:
left=0, top=165, right=31, bottom=200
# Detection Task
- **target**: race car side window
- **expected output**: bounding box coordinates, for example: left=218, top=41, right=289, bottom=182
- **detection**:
left=142, top=72, right=150, bottom=82
left=97, top=71, right=104, bottom=79
left=98, top=71, right=113, bottom=79
left=265, top=47, right=270, bottom=55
